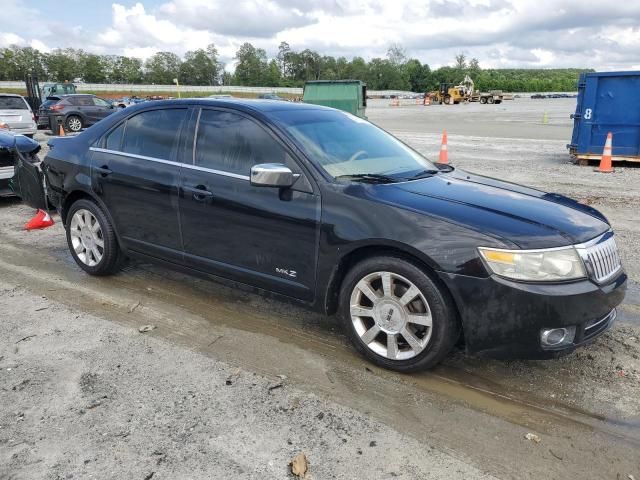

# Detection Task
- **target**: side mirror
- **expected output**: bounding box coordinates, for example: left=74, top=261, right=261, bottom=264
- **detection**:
left=250, top=163, right=295, bottom=188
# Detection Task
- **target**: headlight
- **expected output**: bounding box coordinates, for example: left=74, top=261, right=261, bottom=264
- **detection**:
left=478, top=246, right=586, bottom=282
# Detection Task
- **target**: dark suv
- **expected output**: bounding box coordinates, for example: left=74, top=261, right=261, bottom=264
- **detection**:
left=37, top=94, right=115, bottom=132
left=11, top=99, right=626, bottom=372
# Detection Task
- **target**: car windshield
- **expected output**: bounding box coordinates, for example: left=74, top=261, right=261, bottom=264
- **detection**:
left=0, top=97, right=28, bottom=110
left=272, top=109, right=436, bottom=182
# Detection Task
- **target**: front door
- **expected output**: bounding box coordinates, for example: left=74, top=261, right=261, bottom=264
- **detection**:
left=90, top=107, right=190, bottom=262
left=178, top=108, right=320, bottom=301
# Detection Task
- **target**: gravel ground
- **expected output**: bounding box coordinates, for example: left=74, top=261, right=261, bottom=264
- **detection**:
left=0, top=282, right=495, bottom=480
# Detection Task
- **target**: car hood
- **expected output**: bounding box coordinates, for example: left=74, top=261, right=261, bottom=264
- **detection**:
left=381, top=170, right=610, bottom=249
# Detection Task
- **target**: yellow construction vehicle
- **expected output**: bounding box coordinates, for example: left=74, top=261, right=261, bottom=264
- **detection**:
left=428, top=76, right=475, bottom=105
left=429, top=82, right=465, bottom=104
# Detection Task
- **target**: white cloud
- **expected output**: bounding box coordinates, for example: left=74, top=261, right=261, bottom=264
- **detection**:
left=0, top=0, right=638, bottom=70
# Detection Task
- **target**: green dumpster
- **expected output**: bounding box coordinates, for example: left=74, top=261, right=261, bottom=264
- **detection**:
left=302, top=80, right=367, bottom=119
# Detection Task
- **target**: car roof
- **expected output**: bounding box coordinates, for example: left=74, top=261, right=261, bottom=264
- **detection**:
left=128, top=98, right=333, bottom=115
left=0, top=93, right=24, bottom=98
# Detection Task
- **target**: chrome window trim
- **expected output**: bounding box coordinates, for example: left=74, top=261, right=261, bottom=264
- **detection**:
left=89, top=147, right=250, bottom=181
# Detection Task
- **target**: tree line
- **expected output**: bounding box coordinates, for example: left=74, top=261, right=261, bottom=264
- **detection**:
left=0, top=43, right=591, bottom=92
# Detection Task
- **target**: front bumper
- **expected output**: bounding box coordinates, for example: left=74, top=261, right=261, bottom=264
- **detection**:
left=438, top=270, right=627, bottom=359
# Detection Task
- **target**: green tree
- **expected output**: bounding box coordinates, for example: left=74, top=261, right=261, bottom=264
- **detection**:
left=454, top=53, right=467, bottom=69
left=80, top=54, right=106, bottom=83
left=179, top=47, right=220, bottom=85
left=144, top=51, right=181, bottom=84
left=233, top=43, right=268, bottom=86
left=45, top=48, right=80, bottom=82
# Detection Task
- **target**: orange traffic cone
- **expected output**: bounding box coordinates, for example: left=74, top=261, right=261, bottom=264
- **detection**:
left=58, top=123, right=65, bottom=136
left=424, top=96, right=431, bottom=106
left=595, top=132, right=614, bottom=173
left=438, top=130, right=449, bottom=164
left=24, top=209, right=55, bottom=230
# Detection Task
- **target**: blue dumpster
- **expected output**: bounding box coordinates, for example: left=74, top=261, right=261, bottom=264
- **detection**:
left=568, top=70, right=640, bottom=163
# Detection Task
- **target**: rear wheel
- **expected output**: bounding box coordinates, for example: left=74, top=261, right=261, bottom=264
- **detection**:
left=65, top=115, right=83, bottom=132
left=487, top=97, right=495, bottom=104
left=339, top=256, right=460, bottom=372
left=480, top=97, right=487, bottom=104
left=66, top=199, right=123, bottom=276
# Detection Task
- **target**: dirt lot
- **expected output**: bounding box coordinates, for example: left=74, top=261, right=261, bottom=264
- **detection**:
left=1, top=98, right=639, bottom=479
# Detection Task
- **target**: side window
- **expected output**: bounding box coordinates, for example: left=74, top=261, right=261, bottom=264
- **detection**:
left=104, top=123, right=124, bottom=151
left=78, top=96, right=93, bottom=106
left=93, top=98, right=111, bottom=107
left=195, top=110, right=287, bottom=176
left=121, top=109, right=187, bottom=160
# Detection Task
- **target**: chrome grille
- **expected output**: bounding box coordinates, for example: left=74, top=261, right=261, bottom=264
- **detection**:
left=581, top=235, right=621, bottom=283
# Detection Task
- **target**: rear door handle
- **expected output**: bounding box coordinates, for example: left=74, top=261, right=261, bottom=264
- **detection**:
left=183, top=185, right=213, bottom=201
left=95, top=165, right=112, bottom=176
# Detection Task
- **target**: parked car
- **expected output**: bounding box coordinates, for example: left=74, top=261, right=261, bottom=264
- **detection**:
left=531, top=94, right=546, bottom=99
left=0, top=94, right=37, bottom=137
left=0, top=130, right=40, bottom=197
left=37, top=96, right=61, bottom=128
left=38, top=94, right=116, bottom=132
left=258, top=93, right=285, bottom=100
left=113, top=96, right=146, bottom=109
left=12, top=99, right=626, bottom=372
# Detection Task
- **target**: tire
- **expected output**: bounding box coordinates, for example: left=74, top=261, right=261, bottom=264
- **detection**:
left=65, top=198, right=123, bottom=276
left=487, top=97, right=495, bottom=104
left=480, top=97, right=487, bottom=104
left=65, top=115, right=83, bottom=132
left=339, top=256, right=460, bottom=372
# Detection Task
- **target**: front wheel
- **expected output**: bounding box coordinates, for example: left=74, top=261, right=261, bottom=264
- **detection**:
left=66, top=199, right=123, bottom=276
left=339, top=256, right=460, bottom=372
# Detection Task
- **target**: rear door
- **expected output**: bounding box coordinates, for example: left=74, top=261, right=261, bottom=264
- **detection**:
left=90, top=107, right=190, bottom=263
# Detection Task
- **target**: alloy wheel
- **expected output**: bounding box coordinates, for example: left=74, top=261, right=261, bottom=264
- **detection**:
left=349, top=271, right=433, bottom=360
left=69, top=209, right=104, bottom=266
left=67, top=117, right=82, bottom=132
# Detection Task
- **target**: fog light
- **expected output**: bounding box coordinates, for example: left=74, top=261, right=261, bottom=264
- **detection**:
left=540, top=326, right=576, bottom=348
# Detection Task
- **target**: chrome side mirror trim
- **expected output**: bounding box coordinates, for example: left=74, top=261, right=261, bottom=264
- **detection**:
left=250, top=163, right=295, bottom=188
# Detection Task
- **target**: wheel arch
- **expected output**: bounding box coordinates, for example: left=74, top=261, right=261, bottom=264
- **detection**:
left=61, top=189, right=123, bottom=249
left=323, top=243, right=462, bottom=331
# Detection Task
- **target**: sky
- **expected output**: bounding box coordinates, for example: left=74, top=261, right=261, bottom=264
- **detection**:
left=2, top=0, right=639, bottom=71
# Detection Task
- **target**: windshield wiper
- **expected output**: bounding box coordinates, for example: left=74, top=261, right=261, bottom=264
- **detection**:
left=407, top=164, right=455, bottom=180
left=406, top=169, right=440, bottom=180
left=335, top=173, right=400, bottom=184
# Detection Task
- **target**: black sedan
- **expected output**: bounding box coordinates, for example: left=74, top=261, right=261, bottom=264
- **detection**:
left=11, top=99, right=626, bottom=371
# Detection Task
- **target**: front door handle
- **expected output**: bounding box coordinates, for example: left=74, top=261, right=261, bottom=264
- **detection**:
left=183, top=185, right=213, bottom=201
left=95, top=165, right=112, bottom=176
